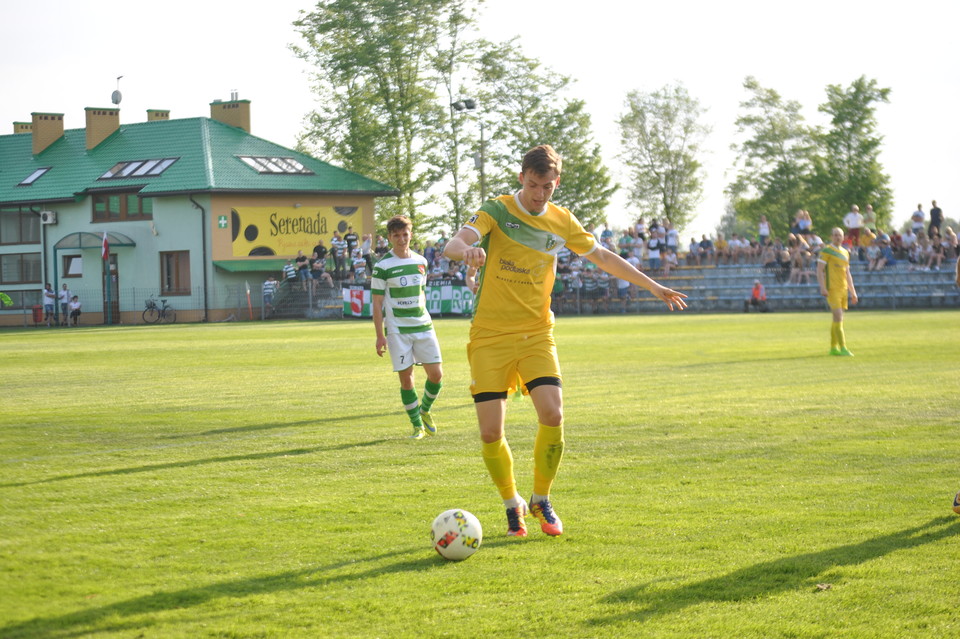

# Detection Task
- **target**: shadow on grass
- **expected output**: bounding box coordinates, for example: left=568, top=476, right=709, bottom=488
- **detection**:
left=0, top=546, right=438, bottom=639
left=157, top=415, right=390, bottom=439
left=0, top=439, right=390, bottom=488
left=158, top=402, right=475, bottom=440
left=590, top=516, right=960, bottom=627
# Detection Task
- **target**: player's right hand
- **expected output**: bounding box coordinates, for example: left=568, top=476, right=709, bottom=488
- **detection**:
left=462, top=247, right=486, bottom=268
left=375, top=336, right=387, bottom=357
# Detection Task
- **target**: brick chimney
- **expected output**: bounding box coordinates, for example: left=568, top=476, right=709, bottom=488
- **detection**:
left=210, top=97, right=250, bottom=133
left=147, top=109, right=170, bottom=122
left=85, top=107, right=120, bottom=149
left=13, top=122, right=32, bottom=135
left=31, top=112, right=64, bottom=155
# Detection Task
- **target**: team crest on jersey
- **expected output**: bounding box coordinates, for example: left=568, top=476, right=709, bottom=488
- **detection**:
left=545, top=234, right=557, bottom=251
left=418, top=264, right=426, bottom=275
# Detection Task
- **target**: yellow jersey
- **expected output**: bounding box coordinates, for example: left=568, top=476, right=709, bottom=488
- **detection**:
left=464, top=193, right=596, bottom=332
left=818, top=244, right=850, bottom=293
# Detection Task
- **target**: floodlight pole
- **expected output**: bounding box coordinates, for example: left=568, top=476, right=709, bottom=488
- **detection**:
left=452, top=98, right=487, bottom=202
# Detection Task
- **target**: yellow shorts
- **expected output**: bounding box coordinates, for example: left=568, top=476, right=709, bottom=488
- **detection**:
left=467, top=326, right=561, bottom=396
left=827, top=288, right=848, bottom=310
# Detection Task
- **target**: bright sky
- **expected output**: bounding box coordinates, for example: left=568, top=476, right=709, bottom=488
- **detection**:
left=3, top=0, right=957, bottom=237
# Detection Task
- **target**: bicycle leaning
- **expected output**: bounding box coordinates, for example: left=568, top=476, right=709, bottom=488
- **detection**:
left=143, top=296, right=177, bottom=324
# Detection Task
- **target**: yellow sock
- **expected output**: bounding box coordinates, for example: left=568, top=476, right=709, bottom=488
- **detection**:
left=836, top=321, right=846, bottom=349
left=830, top=322, right=839, bottom=349
left=533, top=422, right=565, bottom=496
left=481, top=437, right=517, bottom=501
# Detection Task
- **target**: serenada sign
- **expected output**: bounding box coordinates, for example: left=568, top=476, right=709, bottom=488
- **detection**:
left=231, top=206, right=360, bottom=257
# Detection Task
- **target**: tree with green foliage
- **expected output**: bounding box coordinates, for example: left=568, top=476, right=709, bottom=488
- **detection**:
left=469, top=39, right=616, bottom=228
left=807, top=76, right=892, bottom=233
left=728, top=76, right=817, bottom=239
left=425, top=0, right=481, bottom=235
left=618, top=84, right=709, bottom=232
left=292, top=0, right=453, bottom=226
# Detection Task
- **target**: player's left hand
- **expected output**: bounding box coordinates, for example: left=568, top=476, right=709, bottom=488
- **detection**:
left=654, top=285, right=688, bottom=311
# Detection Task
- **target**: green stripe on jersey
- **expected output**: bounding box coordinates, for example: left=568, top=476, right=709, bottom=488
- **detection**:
left=393, top=306, right=426, bottom=318
left=480, top=200, right=564, bottom=255
left=398, top=324, right=432, bottom=334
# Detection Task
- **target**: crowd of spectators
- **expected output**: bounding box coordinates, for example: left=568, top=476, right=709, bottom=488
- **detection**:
left=266, top=205, right=957, bottom=315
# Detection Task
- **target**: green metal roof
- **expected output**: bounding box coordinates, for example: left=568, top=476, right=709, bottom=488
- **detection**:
left=0, top=118, right=399, bottom=205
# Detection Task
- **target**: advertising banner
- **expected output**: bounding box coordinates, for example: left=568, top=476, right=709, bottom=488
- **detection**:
left=231, top=206, right=360, bottom=257
left=343, top=280, right=474, bottom=318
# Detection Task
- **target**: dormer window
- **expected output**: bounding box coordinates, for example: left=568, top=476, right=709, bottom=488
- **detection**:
left=99, top=158, right=177, bottom=180
left=238, top=156, right=314, bottom=175
left=18, top=167, right=50, bottom=186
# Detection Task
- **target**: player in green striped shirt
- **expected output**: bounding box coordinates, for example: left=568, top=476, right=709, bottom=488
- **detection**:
left=372, top=215, right=443, bottom=439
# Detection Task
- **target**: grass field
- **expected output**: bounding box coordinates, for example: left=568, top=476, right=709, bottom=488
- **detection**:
left=1, top=310, right=959, bottom=638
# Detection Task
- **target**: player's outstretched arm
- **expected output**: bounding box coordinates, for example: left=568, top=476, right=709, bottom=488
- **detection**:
left=586, top=246, right=687, bottom=311
left=444, top=228, right=485, bottom=268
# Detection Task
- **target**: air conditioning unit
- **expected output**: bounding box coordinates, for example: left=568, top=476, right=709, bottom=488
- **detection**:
left=40, top=211, right=57, bottom=225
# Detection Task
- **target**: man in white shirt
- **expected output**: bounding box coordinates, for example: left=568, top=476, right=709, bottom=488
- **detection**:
left=842, top=204, right=863, bottom=248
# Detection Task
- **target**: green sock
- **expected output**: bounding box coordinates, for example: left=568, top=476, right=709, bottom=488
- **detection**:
left=421, top=379, right=442, bottom=413
left=400, top=388, right=422, bottom=428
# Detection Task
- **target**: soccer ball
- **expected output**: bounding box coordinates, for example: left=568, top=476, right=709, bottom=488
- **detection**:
left=431, top=509, right=482, bottom=561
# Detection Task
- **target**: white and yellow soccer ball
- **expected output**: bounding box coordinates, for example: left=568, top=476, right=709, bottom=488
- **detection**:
left=431, top=509, right=482, bottom=561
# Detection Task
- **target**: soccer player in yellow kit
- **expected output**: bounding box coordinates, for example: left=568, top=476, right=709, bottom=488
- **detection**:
left=816, top=227, right=859, bottom=356
left=443, top=145, right=687, bottom=537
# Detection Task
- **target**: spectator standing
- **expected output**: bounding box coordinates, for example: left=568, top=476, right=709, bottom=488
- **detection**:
left=911, top=204, right=925, bottom=236
left=665, top=221, right=680, bottom=254
left=361, top=234, right=374, bottom=272
left=262, top=276, right=279, bottom=314
left=743, top=279, right=769, bottom=312
left=843, top=204, right=863, bottom=248
left=647, top=232, right=663, bottom=272
left=929, top=200, right=943, bottom=238
left=372, top=215, right=444, bottom=440
left=312, top=239, right=328, bottom=267
left=634, top=217, right=647, bottom=240
left=816, top=227, right=858, bottom=356
left=282, top=260, right=297, bottom=284
left=57, top=283, right=71, bottom=326
left=330, top=231, right=347, bottom=279
left=600, top=224, right=614, bottom=247
left=344, top=226, right=360, bottom=257
left=758, top=215, right=771, bottom=245
left=42, top=283, right=55, bottom=326
left=295, top=250, right=312, bottom=291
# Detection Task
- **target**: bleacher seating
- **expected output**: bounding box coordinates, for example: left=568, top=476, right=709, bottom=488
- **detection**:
left=554, top=260, right=959, bottom=315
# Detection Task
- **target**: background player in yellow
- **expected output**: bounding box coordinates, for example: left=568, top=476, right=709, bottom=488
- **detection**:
left=443, top=144, right=687, bottom=538
left=816, top=226, right=859, bottom=356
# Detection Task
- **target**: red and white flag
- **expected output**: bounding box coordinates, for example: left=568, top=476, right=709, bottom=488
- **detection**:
left=101, top=232, right=109, bottom=261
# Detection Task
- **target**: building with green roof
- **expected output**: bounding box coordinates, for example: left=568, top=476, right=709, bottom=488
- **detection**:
left=0, top=99, right=398, bottom=325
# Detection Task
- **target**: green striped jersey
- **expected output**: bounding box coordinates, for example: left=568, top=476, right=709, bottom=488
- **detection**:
left=371, top=251, right=432, bottom=334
